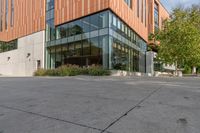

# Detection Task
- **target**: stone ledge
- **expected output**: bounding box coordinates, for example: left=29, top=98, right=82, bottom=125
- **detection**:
left=111, top=70, right=152, bottom=77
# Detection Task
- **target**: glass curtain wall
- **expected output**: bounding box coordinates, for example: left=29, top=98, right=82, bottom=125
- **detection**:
left=46, top=10, right=147, bottom=72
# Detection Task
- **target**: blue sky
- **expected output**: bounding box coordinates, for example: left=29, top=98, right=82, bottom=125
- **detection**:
left=161, top=0, right=200, bottom=12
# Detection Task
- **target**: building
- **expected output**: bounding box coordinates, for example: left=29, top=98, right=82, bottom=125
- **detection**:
left=0, top=0, right=169, bottom=76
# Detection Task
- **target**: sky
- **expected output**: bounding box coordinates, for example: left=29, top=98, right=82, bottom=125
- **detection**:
left=161, top=0, right=200, bottom=12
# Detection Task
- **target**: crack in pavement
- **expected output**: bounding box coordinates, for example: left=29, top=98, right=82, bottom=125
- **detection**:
left=100, top=85, right=163, bottom=133
left=0, top=105, right=112, bottom=133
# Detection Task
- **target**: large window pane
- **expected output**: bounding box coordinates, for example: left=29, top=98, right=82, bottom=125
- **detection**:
left=68, top=22, right=75, bottom=36
left=82, top=39, right=91, bottom=56
left=46, top=0, right=54, bottom=11
left=74, top=41, right=82, bottom=56
left=82, top=16, right=90, bottom=33
left=90, top=37, right=100, bottom=56
left=50, top=47, right=56, bottom=69
left=62, top=45, right=68, bottom=65
left=55, top=47, right=62, bottom=68
left=90, top=37, right=102, bottom=65
left=99, top=11, right=109, bottom=28
left=90, top=14, right=99, bottom=31
left=73, top=20, right=83, bottom=34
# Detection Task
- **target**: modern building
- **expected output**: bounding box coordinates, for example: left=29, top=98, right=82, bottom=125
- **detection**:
left=0, top=0, right=169, bottom=76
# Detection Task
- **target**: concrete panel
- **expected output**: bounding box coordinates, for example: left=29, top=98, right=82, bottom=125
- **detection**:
left=0, top=31, right=45, bottom=76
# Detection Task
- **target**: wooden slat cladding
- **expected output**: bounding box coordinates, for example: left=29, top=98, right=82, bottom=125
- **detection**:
left=0, top=0, right=46, bottom=42
left=109, top=0, right=148, bottom=41
left=55, top=0, right=149, bottom=41
left=148, top=0, right=169, bottom=34
left=55, top=0, right=109, bottom=26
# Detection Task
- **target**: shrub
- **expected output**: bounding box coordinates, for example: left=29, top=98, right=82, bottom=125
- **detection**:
left=57, top=65, right=82, bottom=76
left=183, top=66, right=192, bottom=74
left=34, top=65, right=111, bottom=76
left=45, top=69, right=59, bottom=76
left=34, top=69, right=47, bottom=76
left=87, top=65, right=111, bottom=76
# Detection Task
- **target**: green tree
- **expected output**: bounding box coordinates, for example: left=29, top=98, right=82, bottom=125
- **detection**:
left=154, top=6, right=200, bottom=74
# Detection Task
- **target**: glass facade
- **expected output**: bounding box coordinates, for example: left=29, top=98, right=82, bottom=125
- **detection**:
left=0, top=40, right=18, bottom=53
left=46, top=10, right=147, bottom=72
left=46, top=0, right=55, bottom=42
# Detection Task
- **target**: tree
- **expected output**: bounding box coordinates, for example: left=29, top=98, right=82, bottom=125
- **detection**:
left=155, top=6, right=200, bottom=75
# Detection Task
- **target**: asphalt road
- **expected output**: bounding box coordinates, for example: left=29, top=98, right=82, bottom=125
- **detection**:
left=0, top=76, right=199, bottom=133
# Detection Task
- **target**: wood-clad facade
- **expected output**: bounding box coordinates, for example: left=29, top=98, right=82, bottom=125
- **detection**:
left=54, top=0, right=148, bottom=42
left=0, top=0, right=169, bottom=42
left=0, top=0, right=46, bottom=42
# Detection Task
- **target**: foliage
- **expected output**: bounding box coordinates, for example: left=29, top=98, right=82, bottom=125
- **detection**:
left=34, top=65, right=111, bottom=76
left=198, top=67, right=200, bottom=74
left=34, top=69, right=48, bottom=76
left=152, top=6, right=200, bottom=71
left=183, top=65, right=192, bottom=74
left=87, top=65, right=111, bottom=76
left=56, top=65, right=83, bottom=76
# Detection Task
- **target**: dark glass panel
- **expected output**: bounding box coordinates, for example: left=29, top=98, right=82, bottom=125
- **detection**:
left=82, top=39, right=91, bottom=56
left=99, top=11, right=109, bottom=28
left=82, top=16, right=90, bottom=33
left=46, top=0, right=54, bottom=11
left=74, top=41, right=82, bottom=57
left=55, top=47, right=62, bottom=68
left=90, top=37, right=100, bottom=56
left=73, top=20, right=83, bottom=34
left=90, top=14, right=99, bottom=31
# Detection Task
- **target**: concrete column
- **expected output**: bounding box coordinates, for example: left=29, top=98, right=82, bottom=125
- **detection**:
left=146, top=51, right=155, bottom=75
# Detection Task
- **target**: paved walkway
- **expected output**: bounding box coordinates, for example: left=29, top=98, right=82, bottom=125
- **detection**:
left=0, top=76, right=199, bottom=133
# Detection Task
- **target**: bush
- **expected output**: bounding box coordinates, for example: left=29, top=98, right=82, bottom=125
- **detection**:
left=183, top=66, right=192, bottom=74
left=88, top=65, right=111, bottom=76
left=45, top=69, right=59, bottom=76
left=57, top=65, right=82, bottom=76
left=34, top=69, right=47, bottom=76
left=34, top=65, right=111, bottom=76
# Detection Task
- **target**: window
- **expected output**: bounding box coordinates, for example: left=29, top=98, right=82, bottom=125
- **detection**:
left=82, top=39, right=91, bottom=56
left=0, top=0, right=3, bottom=31
left=82, top=16, right=90, bottom=33
left=144, top=0, right=147, bottom=26
left=10, top=0, right=14, bottom=27
left=74, top=42, right=82, bottom=56
left=46, top=0, right=55, bottom=42
left=99, top=12, right=109, bottom=28
left=117, top=18, right=121, bottom=30
left=124, top=0, right=132, bottom=8
left=154, top=2, right=159, bottom=32
left=112, top=15, right=117, bottom=27
left=90, top=14, right=99, bottom=31
left=141, top=0, right=143, bottom=22
left=73, top=20, right=83, bottom=34
left=46, top=19, right=56, bottom=41
left=5, top=0, right=8, bottom=30
left=46, top=0, right=54, bottom=11
left=137, top=0, right=140, bottom=17
left=90, top=37, right=100, bottom=56
left=0, top=40, right=18, bottom=53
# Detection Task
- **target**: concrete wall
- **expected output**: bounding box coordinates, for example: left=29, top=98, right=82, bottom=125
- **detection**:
left=0, top=31, right=45, bottom=76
